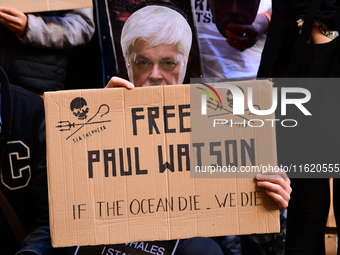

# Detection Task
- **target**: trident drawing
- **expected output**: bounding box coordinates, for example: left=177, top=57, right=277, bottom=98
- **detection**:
left=56, top=104, right=111, bottom=140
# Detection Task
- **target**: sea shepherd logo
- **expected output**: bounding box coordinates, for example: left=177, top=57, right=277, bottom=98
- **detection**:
left=56, top=97, right=111, bottom=141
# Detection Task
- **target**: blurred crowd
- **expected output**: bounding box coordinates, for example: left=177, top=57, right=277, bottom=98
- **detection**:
left=0, top=0, right=339, bottom=254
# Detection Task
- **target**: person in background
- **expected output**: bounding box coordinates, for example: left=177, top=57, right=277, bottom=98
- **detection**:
left=0, top=6, right=95, bottom=95
left=0, top=66, right=55, bottom=254
left=192, top=1, right=287, bottom=254
left=257, top=0, right=340, bottom=254
left=65, top=0, right=117, bottom=90
left=191, top=0, right=271, bottom=79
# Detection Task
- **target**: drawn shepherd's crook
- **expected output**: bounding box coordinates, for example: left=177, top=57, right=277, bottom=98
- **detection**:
left=56, top=104, right=111, bottom=140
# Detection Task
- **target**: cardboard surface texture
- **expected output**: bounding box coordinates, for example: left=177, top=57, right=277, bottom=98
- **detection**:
left=0, top=0, right=92, bottom=13
left=44, top=81, right=280, bottom=248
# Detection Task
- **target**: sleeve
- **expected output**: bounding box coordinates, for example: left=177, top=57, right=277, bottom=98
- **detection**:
left=20, top=8, right=95, bottom=49
left=16, top=227, right=55, bottom=255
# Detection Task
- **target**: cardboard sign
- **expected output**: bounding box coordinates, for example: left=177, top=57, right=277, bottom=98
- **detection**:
left=74, top=240, right=180, bottom=255
left=44, top=81, right=280, bottom=248
left=0, top=0, right=92, bottom=13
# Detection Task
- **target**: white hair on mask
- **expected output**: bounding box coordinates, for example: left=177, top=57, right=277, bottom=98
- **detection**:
left=121, top=5, right=192, bottom=61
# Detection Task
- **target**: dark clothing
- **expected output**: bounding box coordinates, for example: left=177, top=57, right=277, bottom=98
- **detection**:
left=257, top=1, right=340, bottom=254
left=0, top=23, right=68, bottom=94
left=65, top=0, right=117, bottom=89
left=0, top=9, right=94, bottom=94
left=286, top=179, right=330, bottom=255
left=0, top=67, right=53, bottom=254
left=175, top=237, right=232, bottom=255
left=257, top=0, right=340, bottom=78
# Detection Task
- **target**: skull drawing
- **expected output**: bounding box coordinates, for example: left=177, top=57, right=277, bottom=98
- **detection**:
left=70, top=97, right=89, bottom=120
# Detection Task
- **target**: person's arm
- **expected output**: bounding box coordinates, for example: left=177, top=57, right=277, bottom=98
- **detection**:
left=310, top=25, right=332, bottom=44
left=0, top=6, right=95, bottom=49
left=226, top=8, right=272, bottom=51
left=16, top=227, right=54, bottom=255
left=256, top=170, right=291, bottom=209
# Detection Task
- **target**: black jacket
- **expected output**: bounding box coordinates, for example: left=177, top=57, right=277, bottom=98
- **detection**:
left=0, top=67, right=54, bottom=254
left=257, top=0, right=340, bottom=77
left=0, top=24, right=68, bottom=94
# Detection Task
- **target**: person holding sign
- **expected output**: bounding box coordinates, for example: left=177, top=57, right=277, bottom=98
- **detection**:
left=104, top=4, right=291, bottom=255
